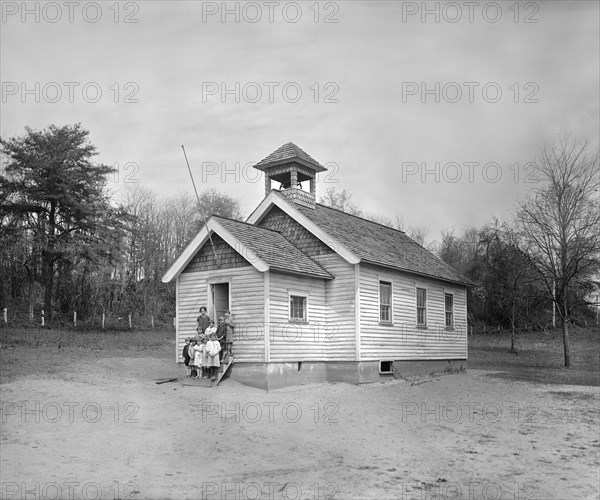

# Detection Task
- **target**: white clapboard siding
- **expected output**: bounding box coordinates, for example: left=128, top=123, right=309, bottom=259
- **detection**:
left=321, top=254, right=357, bottom=360
left=176, top=266, right=265, bottom=363
left=359, top=263, right=468, bottom=360
left=268, top=272, right=327, bottom=361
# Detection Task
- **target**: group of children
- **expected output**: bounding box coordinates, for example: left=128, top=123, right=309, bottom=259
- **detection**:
left=182, top=306, right=234, bottom=381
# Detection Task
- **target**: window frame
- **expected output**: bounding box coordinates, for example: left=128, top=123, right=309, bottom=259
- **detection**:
left=416, top=287, right=427, bottom=328
left=378, top=280, right=393, bottom=324
left=288, top=292, right=308, bottom=323
left=444, top=292, right=454, bottom=330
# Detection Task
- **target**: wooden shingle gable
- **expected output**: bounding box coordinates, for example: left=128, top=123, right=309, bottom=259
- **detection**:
left=257, top=206, right=335, bottom=260
left=162, top=218, right=269, bottom=283
left=182, top=234, right=250, bottom=273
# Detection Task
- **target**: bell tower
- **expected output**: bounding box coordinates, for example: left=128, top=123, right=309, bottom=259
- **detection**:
left=253, top=142, right=327, bottom=209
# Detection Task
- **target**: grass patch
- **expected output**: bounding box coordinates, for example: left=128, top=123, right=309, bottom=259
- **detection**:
left=2, top=326, right=598, bottom=386
left=0, top=325, right=174, bottom=351
left=469, top=326, right=600, bottom=386
left=0, top=326, right=175, bottom=384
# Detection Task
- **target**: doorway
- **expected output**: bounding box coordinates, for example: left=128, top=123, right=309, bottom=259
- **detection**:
left=210, top=282, right=230, bottom=321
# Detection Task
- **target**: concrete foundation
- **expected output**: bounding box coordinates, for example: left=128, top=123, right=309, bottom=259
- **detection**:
left=229, top=359, right=467, bottom=390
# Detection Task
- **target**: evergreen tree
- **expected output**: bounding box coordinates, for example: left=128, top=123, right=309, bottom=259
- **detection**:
left=1, top=124, right=127, bottom=320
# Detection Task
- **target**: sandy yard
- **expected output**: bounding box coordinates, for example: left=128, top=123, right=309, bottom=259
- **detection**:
left=0, top=331, right=599, bottom=500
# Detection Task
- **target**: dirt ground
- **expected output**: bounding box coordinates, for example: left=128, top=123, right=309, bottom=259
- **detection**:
left=1, top=327, right=599, bottom=500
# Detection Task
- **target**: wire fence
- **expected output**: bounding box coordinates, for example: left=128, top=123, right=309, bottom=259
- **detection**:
left=2, top=303, right=597, bottom=334
left=0, top=307, right=176, bottom=332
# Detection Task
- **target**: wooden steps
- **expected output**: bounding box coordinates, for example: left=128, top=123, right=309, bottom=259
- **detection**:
left=215, top=354, right=234, bottom=385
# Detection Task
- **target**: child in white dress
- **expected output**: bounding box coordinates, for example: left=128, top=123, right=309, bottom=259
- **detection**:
left=192, top=340, right=204, bottom=379
left=205, top=333, right=221, bottom=381
left=204, top=320, right=217, bottom=339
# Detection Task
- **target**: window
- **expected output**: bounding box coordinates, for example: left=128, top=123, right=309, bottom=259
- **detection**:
left=379, top=281, right=392, bottom=323
left=379, top=360, right=393, bottom=374
left=445, top=293, right=454, bottom=329
left=289, top=295, right=307, bottom=321
left=416, top=288, right=427, bottom=326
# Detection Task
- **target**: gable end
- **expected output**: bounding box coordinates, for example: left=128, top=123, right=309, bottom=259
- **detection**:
left=257, top=206, right=335, bottom=260
left=182, top=234, right=251, bottom=273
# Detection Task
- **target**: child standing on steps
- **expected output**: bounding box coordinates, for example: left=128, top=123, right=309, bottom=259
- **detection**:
left=204, top=320, right=217, bottom=339
left=216, top=317, right=227, bottom=361
left=205, top=333, right=221, bottom=381
left=223, top=310, right=234, bottom=358
left=196, top=306, right=210, bottom=336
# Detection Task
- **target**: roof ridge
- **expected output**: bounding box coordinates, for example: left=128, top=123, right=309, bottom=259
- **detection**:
left=211, top=214, right=283, bottom=234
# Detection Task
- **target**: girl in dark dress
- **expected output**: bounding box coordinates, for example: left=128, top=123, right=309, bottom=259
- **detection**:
left=196, top=306, right=211, bottom=336
left=188, top=339, right=198, bottom=377
left=182, top=338, right=192, bottom=377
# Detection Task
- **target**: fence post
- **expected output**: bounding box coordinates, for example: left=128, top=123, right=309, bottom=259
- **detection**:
left=102, top=312, right=105, bottom=330
left=128, top=314, right=132, bottom=330
left=3, top=308, right=6, bottom=325
left=74, top=311, right=77, bottom=328
left=151, top=315, right=154, bottom=329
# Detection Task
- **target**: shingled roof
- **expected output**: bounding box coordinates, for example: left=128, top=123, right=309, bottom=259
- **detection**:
left=214, top=216, right=333, bottom=279
left=291, top=202, right=473, bottom=286
left=253, top=142, right=327, bottom=172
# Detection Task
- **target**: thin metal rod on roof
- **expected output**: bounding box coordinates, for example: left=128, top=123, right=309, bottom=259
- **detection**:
left=181, top=145, right=219, bottom=266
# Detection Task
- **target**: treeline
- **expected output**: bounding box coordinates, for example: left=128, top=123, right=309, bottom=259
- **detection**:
left=1, top=125, right=599, bottom=367
left=437, top=223, right=594, bottom=332
left=0, top=185, right=242, bottom=327
left=0, top=124, right=241, bottom=327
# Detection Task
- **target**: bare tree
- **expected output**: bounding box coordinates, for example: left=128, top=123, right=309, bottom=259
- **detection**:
left=363, top=211, right=392, bottom=226
left=517, top=138, right=600, bottom=368
left=319, top=187, right=362, bottom=216
left=164, top=192, right=197, bottom=257
left=195, top=188, right=242, bottom=228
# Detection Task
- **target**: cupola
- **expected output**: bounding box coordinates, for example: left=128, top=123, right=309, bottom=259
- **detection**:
left=253, top=142, right=327, bottom=209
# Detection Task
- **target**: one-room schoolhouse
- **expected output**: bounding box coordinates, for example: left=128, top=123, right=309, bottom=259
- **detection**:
left=162, top=143, right=472, bottom=389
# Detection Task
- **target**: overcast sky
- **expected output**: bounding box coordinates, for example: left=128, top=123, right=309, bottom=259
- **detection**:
left=2, top=0, right=599, bottom=243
